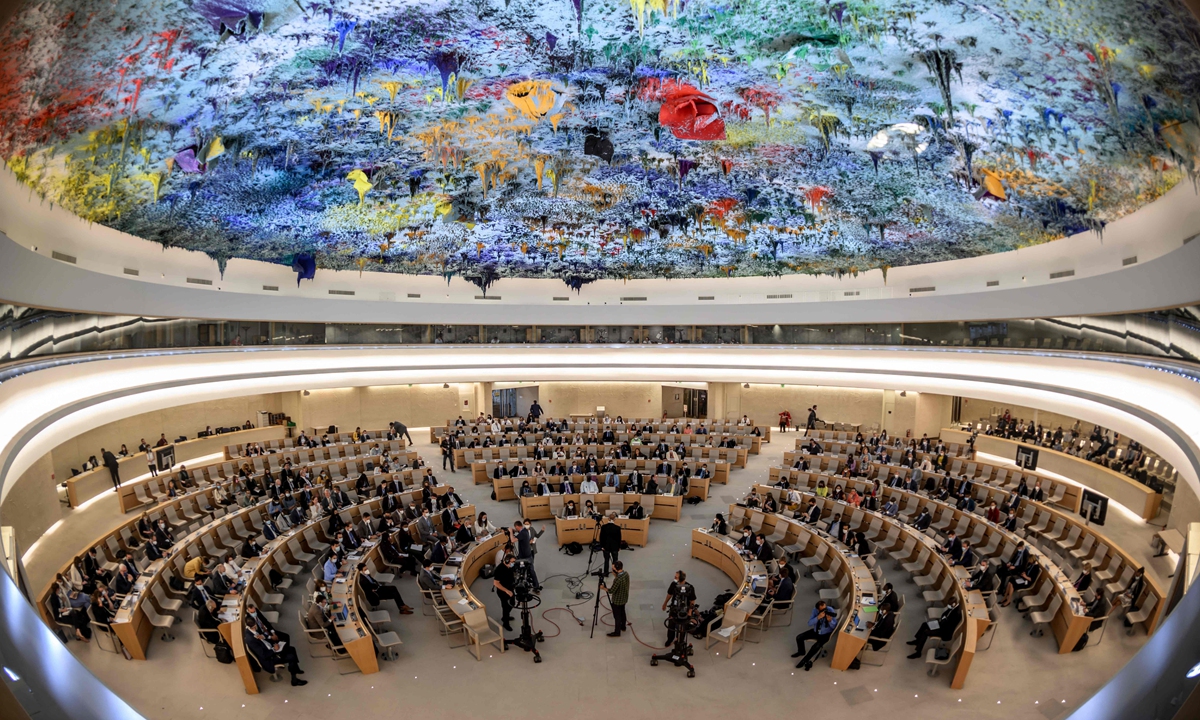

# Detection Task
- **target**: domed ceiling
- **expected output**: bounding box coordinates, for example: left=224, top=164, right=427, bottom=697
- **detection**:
left=1, top=0, right=1199, bottom=290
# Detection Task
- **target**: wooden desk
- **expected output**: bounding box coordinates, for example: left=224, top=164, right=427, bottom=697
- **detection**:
left=517, top=493, right=678, bottom=522
left=439, top=531, right=509, bottom=620
left=690, top=529, right=766, bottom=618
left=110, top=503, right=266, bottom=660
left=554, top=516, right=649, bottom=547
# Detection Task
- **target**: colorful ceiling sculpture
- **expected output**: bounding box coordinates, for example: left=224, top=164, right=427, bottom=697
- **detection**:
left=1, top=0, right=1199, bottom=290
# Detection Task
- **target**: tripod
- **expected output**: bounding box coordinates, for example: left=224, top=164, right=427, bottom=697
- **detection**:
left=505, top=594, right=544, bottom=663
left=650, top=594, right=696, bottom=677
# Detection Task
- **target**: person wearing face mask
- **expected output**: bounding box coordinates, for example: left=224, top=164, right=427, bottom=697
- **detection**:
left=357, top=562, right=414, bottom=614
left=493, top=553, right=518, bottom=632
left=154, top=519, right=175, bottom=548
left=416, top=508, right=437, bottom=544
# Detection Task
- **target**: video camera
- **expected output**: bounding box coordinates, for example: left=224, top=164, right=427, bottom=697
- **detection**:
left=512, top=559, right=539, bottom=603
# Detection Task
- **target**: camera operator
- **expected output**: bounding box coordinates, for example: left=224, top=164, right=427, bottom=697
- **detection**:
left=599, top=513, right=623, bottom=574
left=493, top=553, right=517, bottom=632
left=662, top=570, right=698, bottom=647
left=602, top=560, right=630, bottom=637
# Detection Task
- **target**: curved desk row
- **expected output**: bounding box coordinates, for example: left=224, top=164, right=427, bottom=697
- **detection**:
left=67, top=426, right=288, bottom=508
left=771, top=463, right=1166, bottom=634
left=475, top=453, right=733, bottom=487
left=791, top=437, right=972, bottom=460
left=730, top=497, right=986, bottom=688
left=224, top=429, right=396, bottom=459
left=458, top=440, right=747, bottom=471
left=555, top=516, right=649, bottom=547
left=774, top=453, right=1079, bottom=514
left=496, top=469, right=714, bottom=502
left=694, top=520, right=878, bottom=669
left=108, top=502, right=271, bottom=659
left=435, top=418, right=769, bottom=446
left=438, top=531, right=510, bottom=626
left=119, top=447, right=421, bottom=513
left=942, top=428, right=1162, bottom=521
left=518, top=492, right=683, bottom=522
left=760, top=474, right=1095, bottom=653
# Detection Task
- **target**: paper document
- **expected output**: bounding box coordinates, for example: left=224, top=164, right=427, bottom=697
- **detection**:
left=927, top=619, right=940, bottom=631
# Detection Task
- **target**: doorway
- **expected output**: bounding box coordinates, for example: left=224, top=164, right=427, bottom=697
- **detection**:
left=492, top=389, right=516, bottom=418
left=662, top=386, right=707, bottom=419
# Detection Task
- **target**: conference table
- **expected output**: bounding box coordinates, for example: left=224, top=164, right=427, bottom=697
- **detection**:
left=554, top=515, right=650, bottom=547
left=518, top=492, right=683, bottom=521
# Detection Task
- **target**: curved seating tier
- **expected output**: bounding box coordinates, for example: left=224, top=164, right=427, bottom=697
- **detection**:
left=489, top=458, right=724, bottom=499
left=118, top=442, right=420, bottom=513
left=458, top=437, right=748, bottom=471
left=729, top=497, right=986, bottom=688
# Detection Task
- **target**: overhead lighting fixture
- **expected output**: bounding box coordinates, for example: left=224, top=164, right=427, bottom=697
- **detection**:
left=1188, top=661, right=1200, bottom=679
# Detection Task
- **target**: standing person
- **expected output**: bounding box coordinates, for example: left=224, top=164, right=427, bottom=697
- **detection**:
left=440, top=435, right=455, bottom=472
left=391, top=420, right=414, bottom=445
left=493, top=554, right=517, bottom=632
left=805, top=405, right=820, bottom=436
left=604, top=560, right=630, bottom=637
left=513, top=521, right=541, bottom=591
left=529, top=399, right=544, bottom=420
left=599, top=513, right=623, bottom=575
left=145, top=448, right=158, bottom=477
left=779, top=409, right=791, bottom=434
left=101, top=448, right=121, bottom=492
left=793, top=600, right=837, bottom=670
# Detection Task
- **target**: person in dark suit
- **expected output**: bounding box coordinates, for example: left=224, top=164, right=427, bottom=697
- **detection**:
left=907, top=598, right=962, bottom=658
left=1074, top=562, right=1094, bottom=594
left=710, top=514, right=728, bottom=534
left=429, top=535, right=450, bottom=565
left=879, top=583, right=899, bottom=614
left=867, top=602, right=897, bottom=650
left=440, top=506, right=458, bottom=533
left=756, top=534, right=774, bottom=563
left=144, top=538, right=164, bottom=561
left=262, top=518, right=282, bottom=541
left=357, top=562, right=413, bottom=614
left=599, top=514, right=622, bottom=574
left=342, top=527, right=363, bottom=551
left=953, top=541, right=975, bottom=568
left=112, top=565, right=136, bottom=595
left=102, top=449, right=122, bottom=491
left=240, top=535, right=264, bottom=559
left=804, top=501, right=822, bottom=524
left=913, top=509, right=932, bottom=531
left=153, top=520, right=175, bottom=548
left=997, top=541, right=1030, bottom=585
left=244, top=628, right=307, bottom=686
left=196, top=598, right=222, bottom=643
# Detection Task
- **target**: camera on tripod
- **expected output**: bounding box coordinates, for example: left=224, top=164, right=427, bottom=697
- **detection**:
left=512, top=560, right=539, bottom=603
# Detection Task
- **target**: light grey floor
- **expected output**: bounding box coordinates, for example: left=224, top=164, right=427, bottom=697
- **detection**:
left=26, top=429, right=1169, bottom=720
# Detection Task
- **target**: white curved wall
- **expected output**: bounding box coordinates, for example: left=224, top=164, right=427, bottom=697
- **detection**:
left=2, top=345, right=1200, bottom=720
left=2, top=165, right=1199, bottom=323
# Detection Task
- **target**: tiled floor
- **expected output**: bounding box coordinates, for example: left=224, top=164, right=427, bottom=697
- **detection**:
left=25, top=427, right=1167, bottom=720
